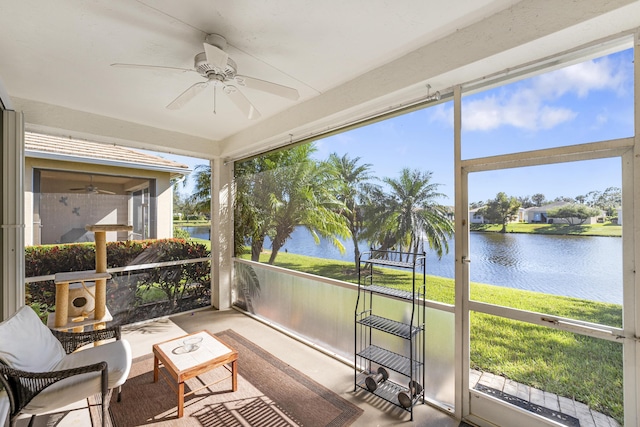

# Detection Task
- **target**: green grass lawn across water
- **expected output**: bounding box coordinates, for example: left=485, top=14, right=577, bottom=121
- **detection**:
left=471, top=221, right=621, bottom=237
left=242, top=250, right=624, bottom=423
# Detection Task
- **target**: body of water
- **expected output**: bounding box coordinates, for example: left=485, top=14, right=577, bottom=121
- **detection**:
left=181, top=225, right=622, bottom=304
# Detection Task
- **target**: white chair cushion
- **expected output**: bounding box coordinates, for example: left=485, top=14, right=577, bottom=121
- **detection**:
left=0, top=306, right=66, bottom=372
left=23, top=339, right=132, bottom=413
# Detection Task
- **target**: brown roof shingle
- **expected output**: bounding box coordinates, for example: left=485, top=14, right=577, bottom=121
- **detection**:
left=24, top=132, right=190, bottom=173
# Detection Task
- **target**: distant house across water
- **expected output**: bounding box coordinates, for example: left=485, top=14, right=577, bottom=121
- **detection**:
left=524, top=201, right=603, bottom=225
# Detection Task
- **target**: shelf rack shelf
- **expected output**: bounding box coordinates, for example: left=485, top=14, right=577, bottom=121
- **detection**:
left=354, top=249, right=426, bottom=420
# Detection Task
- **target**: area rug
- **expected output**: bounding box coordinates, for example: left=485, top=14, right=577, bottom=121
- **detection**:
left=95, top=329, right=362, bottom=426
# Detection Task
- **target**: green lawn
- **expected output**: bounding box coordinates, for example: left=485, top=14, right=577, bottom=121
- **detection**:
left=174, top=220, right=211, bottom=226
left=471, top=221, right=621, bottom=237
left=241, top=250, right=623, bottom=423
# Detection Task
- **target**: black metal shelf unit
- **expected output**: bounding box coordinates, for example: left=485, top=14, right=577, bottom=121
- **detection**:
left=354, top=249, right=426, bottom=420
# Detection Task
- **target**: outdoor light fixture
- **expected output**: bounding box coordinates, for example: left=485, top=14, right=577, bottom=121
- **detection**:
left=425, top=84, right=441, bottom=102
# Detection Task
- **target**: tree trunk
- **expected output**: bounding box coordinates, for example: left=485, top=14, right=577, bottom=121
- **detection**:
left=351, top=232, right=361, bottom=271
left=251, top=236, right=265, bottom=262
left=268, top=240, right=281, bottom=264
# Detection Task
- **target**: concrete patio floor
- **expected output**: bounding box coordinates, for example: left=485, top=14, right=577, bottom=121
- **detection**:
left=17, top=307, right=461, bottom=427
left=16, top=307, right=621, bottom=427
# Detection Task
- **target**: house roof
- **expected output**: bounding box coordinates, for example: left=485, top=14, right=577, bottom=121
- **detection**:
left=24, top=132, right=191, bottom=177
left=524, top=201, right=572, bottom=213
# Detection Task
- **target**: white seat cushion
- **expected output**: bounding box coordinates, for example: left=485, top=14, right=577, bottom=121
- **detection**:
left=0, top=306, right=65, bottom=372
left=23, top=339, right=132, bottom=413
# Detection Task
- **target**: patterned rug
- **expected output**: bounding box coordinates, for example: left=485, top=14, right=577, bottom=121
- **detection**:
left=93, top=329, right=362, bottom=426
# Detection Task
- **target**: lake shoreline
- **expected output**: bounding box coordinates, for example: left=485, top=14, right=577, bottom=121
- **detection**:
left=470, top=221, right=621, bottom=237
left=176, top=221, right=622, bottom=238
left=180, top=224, right=622, bottom=304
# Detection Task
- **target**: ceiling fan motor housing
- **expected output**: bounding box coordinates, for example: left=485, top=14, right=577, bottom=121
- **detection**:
left=194, top=52, right=236, bottom=81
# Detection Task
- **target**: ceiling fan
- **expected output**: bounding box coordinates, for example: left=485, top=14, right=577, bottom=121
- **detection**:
left=111, top=34, right=300, bottom=120
left=69, top=176, right=116, bottom=195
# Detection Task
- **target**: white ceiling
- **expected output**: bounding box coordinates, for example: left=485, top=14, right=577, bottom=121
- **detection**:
left=1, top=0, right=639, bottom=160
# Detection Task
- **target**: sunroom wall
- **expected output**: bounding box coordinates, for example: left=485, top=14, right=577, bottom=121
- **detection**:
left=24, top=157, right=174, bottom=246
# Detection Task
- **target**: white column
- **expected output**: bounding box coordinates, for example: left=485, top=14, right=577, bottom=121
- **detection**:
left=1, top=109, right=25, bottom=319
left=210, top=157, right=232, bottom=310
left=626, top=29, right=640, bottom=427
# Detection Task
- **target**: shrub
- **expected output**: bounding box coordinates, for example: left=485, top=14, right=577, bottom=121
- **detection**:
left=26, top=239, right=211, bottom=323
left=173, top=226, right=191, bottom=239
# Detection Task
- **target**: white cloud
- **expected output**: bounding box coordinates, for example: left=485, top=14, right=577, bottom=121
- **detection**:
left=534, top=56, right=628, bottom=98
left=538, top=106, right=577, bottom=129
left=593, top=113, right=608, bottom=128
left=463, top=96, right=502, bottom=130
left=427, top=104, right=453, bottom=127
left=428, top=54, right=629, bottom=133
left=461, top=90, right=577, bottom=131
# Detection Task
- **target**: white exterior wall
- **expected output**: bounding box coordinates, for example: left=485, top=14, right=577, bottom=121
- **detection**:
left=618, top=207, right=623, bottom=225
left=155, top=174, right=173, bottom=239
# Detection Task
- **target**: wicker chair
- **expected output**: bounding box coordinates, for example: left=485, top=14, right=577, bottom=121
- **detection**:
left=0, top=306, right=131, bottom=427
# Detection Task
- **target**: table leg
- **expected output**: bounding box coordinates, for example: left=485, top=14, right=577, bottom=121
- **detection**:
left=177, top=381, right=185, bottom=418
left=153, top=356, right=159, bottom=383
left=232, top=360, right=237, bottom=391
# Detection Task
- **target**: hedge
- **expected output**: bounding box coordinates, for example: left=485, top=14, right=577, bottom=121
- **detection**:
left=26, top=239, right=211, bottom=324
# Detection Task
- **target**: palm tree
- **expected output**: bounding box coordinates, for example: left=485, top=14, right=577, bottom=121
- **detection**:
left=235, top=152, right=285, bottom=260
left=267, top=145, right=350, bottom=264
left=189, top=164, right=212, bottom=216
left=325, top=153, right=378, bottom=270
left=235, top=144, right=351, bottom=264
left=362, top=168, right=454, bottom=259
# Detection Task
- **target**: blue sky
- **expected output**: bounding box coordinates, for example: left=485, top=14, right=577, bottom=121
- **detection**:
left=165, top=47, right=633, bottom=205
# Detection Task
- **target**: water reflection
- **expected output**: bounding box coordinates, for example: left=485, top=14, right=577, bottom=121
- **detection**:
left=182, top=226, right=622, bottom=304
left=470, top=233, right=621, bottom=304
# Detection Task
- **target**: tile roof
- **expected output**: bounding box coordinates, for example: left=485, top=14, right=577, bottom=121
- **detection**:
left=524, top=201, right=572, bottom=212
left=24, top=132, right=190, bottom=174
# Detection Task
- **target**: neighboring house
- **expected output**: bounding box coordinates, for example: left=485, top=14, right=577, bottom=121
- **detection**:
left=24, top=132, right=191, bottom=246
left=524, top=201, right=603, bottom=225
left=469, top=207, right=524, bottom=224
left=469, top=207, right=486, bottom=224
left=617, top=207, right=623, bottom=225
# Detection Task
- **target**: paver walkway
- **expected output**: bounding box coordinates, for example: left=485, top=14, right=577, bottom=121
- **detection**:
left=470, top=370, right=620, bottom=427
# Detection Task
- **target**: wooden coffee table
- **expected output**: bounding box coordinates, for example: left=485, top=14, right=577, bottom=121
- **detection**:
left=153, top=330, right=238, bottom=418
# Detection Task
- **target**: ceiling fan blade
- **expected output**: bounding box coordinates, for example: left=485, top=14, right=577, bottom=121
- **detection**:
left=111, top=63, right=194, bottom=73
left=203, top=42, right=229, bottom=69
left=97, top=189, right=116, bottom=195
left=166, top=81, right=209, bottom=110
left=235, top=75, right=299, bottom=100
left=223, top=85, right=260, bottom=120
left=69, top=188, right=85, bottom=191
